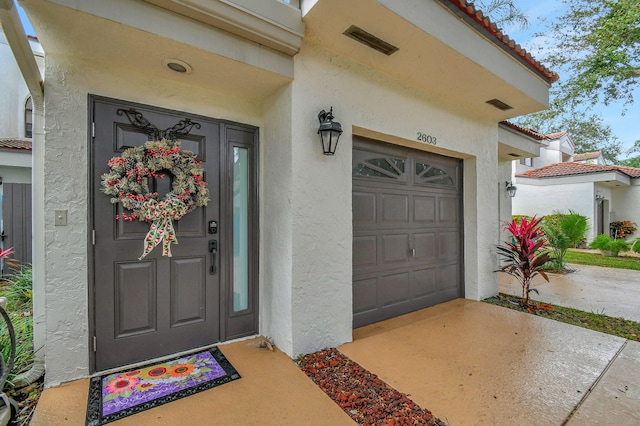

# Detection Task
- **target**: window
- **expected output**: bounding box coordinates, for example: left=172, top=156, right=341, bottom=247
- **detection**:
left=519, top=158, right=532, bottom=167
left=415, top=162, right=455, bottom=186
left=25, top=97, right=33, bottom=138
left=352, top=157, right=406, bottom=180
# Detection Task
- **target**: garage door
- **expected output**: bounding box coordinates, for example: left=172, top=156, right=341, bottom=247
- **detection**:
left=352, top=138, right=463, bottom=328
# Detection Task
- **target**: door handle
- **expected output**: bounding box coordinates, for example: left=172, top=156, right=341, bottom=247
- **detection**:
left=410, top=248, right=416, bottom=257
left=208, top=240, right=217, bottom=275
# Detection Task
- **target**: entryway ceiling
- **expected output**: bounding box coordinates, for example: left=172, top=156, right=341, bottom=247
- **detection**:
left=21, top=0, right=293, bottom=102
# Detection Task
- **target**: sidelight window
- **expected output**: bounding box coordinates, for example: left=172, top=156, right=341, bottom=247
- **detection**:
left=232, top=147, right=250, bottom=312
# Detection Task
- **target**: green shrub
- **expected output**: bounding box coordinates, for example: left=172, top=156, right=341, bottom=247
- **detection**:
left=0, top=265, right=34, bottom=390
left=589, top=234, right=629, bottom=257
left=541, top=211, right=589, bottom=270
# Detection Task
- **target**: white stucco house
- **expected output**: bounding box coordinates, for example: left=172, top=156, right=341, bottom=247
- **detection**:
left=2, top=0, right=558, bottom=387
left=512, top=129, right=640, bottom=241
left=1, top=27, right=41, bottom=266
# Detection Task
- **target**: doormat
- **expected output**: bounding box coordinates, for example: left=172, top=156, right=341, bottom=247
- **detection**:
left=86, top=347, right=240, bottom=425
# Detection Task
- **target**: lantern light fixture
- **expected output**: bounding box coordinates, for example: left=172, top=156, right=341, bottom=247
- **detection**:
left=317, top=107, right=343, bottom=155
left=505, top=181, right=517, bottom=198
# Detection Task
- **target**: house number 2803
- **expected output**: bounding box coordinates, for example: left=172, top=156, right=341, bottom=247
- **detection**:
left=417, top=132, right=437, bottom=145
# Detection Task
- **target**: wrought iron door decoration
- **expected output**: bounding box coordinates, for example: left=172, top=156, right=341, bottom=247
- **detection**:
left=101, top=110, right=209, bottom=259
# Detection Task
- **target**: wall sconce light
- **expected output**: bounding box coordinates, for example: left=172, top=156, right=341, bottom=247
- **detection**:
left=595, top=194, right=605, bottom=204
left=317, top=107, right=343, bottom=155
left=505, top=181, right=517, bottom=198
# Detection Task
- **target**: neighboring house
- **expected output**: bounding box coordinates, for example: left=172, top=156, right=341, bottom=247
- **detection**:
left=574, top=151, right=605, bottom=165
left=0, top=139, right=32, bottom=271
left=0, top=28, right=42, bottom=268
left=513, top=144, right=640, bottom=241
left=509, top=122, right=640, bottom=241
left=4, top=0, right=557, bottom=387
left=513, top=130, right=576, bottom=173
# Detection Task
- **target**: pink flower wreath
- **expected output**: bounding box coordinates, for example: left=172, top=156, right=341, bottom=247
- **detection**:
left=101, top=139, right=209, bottom=259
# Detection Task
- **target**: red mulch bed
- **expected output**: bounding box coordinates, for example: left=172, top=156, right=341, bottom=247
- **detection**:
left=298, top=348, right=446, bottom=425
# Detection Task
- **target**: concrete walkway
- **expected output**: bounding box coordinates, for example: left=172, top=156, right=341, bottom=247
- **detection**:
left=499, top=263, right=640, bottom=322
left=32, top=300, right=640, bottom=425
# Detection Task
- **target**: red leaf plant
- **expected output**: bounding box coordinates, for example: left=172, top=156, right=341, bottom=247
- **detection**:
left=496, top=216, right=554, bottom=307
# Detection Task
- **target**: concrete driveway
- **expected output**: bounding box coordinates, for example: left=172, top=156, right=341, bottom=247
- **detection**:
left=499, top=263, right=640, bottom=322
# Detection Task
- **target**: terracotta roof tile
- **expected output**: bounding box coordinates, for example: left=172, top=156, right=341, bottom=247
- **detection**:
left=544, top=131, right=568, bottom=139
left=573, top=151, right=602, bottom=161
left=0, top=138, right=32, bottom=151
left=443, top=0, right=559, bottom=83
left=517, top=162, right=640, bottom=179
left=499, top=121, right=548, bottom=140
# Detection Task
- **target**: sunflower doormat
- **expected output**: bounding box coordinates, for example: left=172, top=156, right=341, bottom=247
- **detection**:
left=86, top=347, right=240, bottom=425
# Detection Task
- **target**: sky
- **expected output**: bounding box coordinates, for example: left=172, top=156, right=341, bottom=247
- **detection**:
left=504, top=0, right=640, bottom=157
left=15, top=1, right=639, bottom=157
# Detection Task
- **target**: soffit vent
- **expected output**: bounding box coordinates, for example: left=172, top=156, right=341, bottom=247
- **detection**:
left=343, top=25, right=399, bottom=56
left=508, top=153, right=520, bottom=157
left=486, top=98, right=513, bottom=111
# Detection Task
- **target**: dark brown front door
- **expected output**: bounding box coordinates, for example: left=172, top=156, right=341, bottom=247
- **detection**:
left=91, top=97, right=258, bottom=371
left=352, top=138, right=463, bottom=328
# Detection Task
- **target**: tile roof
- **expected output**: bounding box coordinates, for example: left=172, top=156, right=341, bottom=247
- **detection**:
left=499, top=121, right=548, bottom=140
left=0, top=138, right=32, bottom=151
left=544, top=131, right=568, bottom=140
left=573, top=151, right=602, bottom=161
left=442, top=0, right=559, bottom=83
left=517, top=162, right=640, bottom=179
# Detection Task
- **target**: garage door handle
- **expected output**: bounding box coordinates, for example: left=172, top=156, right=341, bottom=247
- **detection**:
left=409, top=248, right=416, bottom=257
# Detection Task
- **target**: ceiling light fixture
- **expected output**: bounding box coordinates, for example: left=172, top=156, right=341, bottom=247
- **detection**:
left=162, top=58, right=193, bottom=74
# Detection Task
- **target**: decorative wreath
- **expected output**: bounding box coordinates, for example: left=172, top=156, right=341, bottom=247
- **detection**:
left=101, top=139, right=209, bottom=259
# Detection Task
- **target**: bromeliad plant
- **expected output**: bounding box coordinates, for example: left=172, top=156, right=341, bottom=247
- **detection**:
left=497, top=216, right=554, bottom=307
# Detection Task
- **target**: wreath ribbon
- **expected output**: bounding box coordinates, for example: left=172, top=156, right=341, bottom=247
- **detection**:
left=140, top=216, right=177, bottom=260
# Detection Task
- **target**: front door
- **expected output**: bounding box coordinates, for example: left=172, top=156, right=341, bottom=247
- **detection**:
left=91, top=97, right=258, bottom=371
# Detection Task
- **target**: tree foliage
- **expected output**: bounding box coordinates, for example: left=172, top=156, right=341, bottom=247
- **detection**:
left=618, top=156, right=640, bottom=167
left=546, top=0, right=640, bottom=109
left=474, top=0, right=529, bottom=30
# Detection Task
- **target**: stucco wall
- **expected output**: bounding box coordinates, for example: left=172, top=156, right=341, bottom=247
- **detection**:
left=498, top=161, right=514, bottom=243
left=39, top=52, right=265, bottom=386
left=0, top=31, right=43, bottom=139
left=285, top=41, right=502, bottom=356
left=1, top=31, right=25, bottom=138
left=512, top=181, right=597, bottom=240
left=611, top=181, right=640, bottom=239
left=261, top=84, right=295, bottom=354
